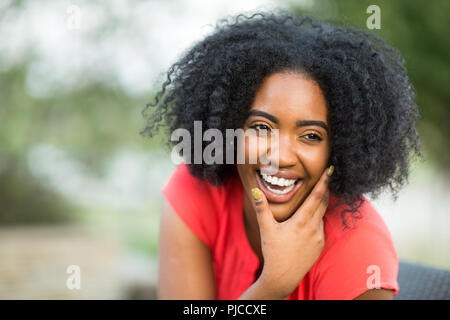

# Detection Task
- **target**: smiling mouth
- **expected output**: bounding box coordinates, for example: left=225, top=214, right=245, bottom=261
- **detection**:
left=255, top=170, right=303, bottom=203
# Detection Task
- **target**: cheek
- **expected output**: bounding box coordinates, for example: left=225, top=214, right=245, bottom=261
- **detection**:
left=238, top=135, right=268, bottom=165
left=297, top=144, right=330, bottom=171
left=236, top=163, right=251, bottom=191
left=295, top=144, right=330, bottom=194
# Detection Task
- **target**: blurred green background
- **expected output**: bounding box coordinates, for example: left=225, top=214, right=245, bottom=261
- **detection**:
left=0, top=0, right=449, bottom=299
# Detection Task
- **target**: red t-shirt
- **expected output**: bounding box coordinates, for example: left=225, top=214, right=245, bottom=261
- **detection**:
left=161, top=163, right=399, bottom=299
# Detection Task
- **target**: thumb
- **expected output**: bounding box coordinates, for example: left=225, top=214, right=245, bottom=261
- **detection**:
left=251, top=187, right=275, bottom=228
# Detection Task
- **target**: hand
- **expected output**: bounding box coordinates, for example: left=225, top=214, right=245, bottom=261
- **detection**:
left=251, top=166, right=333, bottom=299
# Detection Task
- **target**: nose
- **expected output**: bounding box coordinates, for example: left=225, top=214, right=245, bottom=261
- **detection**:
left=264, top=131, right=298, bottom=169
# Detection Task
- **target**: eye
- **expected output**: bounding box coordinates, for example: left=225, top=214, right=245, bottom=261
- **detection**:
left=249, top=124, right=271, bottom=134
left=302, top=133, right=323, bottom=141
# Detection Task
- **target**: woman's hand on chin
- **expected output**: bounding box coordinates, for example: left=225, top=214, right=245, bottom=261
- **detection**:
left=250, top=166, right=333, bottom=299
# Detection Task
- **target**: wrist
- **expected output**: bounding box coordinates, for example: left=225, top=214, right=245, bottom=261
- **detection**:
left=255, top=270, right=291, bottom=300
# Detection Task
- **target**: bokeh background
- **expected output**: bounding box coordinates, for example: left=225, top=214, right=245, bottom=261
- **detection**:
left=1, top=0, right=449, bottom=299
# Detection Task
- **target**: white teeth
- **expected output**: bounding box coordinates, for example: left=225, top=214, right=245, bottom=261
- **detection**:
left=265, top=183, right=295, bottom=194
left=261, top=173, right=297, bottom=187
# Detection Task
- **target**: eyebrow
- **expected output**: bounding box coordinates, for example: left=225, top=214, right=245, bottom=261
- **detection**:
left=296, top=120, right=329, bottom=133
left=248, top=109, right=329, bottom=132
left=248, top=110, right=279, bottom=124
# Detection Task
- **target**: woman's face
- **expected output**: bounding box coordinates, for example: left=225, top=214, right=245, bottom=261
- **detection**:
left=237, top=71, right=331, bottom=222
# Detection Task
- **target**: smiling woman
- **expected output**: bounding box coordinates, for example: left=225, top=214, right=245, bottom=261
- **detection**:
left=142, top=10, right=422, bottom=300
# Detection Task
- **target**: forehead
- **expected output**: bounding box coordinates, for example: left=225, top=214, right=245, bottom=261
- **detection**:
left=249, top=72, right=328, bottom=123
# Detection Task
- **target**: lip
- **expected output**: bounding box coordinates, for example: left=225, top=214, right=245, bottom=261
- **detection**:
left=255, top=170, right=303, bottom=203
left=259, top=167, right=303, bottom=180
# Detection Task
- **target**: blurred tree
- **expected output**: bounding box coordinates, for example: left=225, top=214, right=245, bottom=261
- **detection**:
left=0, top=0, right=448, bottom=225
left=0, top=63, right=151, bottom=224
left=0, top=1, right=161, bottom=224
left=290, top=0, right=450, bottom=172
left=0, top=153, right=77, bottom=225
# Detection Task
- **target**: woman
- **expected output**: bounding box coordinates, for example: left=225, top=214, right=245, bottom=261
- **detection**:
left=142, top=11, right=422, bottom=299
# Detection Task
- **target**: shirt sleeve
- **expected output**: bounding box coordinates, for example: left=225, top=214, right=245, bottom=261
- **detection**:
left=161, top=163, right=219, bottom=249
left=313, top=204, right=400, bottom=300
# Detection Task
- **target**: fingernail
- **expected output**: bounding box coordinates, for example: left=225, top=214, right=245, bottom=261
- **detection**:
left=251, top=188, right=262, bottom=202
left=327, top=165, right=334, bottom=177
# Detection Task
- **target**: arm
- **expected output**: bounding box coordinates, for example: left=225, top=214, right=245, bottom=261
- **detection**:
left=239, top=282, right=396, bottom=300
left=158, top=197, right=395, bottom=300
left=158, top=199, right=216, bottom=299
left=238, top=275, right=290, bottom=300
left=159, top=196, right=303, bottom=300
left=354, top=289, right=394, bottom=300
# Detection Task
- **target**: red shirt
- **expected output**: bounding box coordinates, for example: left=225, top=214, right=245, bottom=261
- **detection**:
left=161, top=163, right=399, bottom=299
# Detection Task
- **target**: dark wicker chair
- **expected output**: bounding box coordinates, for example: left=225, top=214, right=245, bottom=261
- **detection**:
left=395, top=260, right=450, bottom=300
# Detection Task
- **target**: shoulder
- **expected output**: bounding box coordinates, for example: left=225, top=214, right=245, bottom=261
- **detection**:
left=162, top=163, right=235, bottom=212
left=312, top=194, right=399, bottom=299
left=324, top=194, right=393, bottom=242
left=161, top=163, right=237, bottom=248
left=162, top=163, right=210, bottom=194
left=325, top=195, right=399, bottom=270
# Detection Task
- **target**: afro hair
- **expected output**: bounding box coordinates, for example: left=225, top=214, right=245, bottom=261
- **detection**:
left=142, top=10, right=422, bottom=228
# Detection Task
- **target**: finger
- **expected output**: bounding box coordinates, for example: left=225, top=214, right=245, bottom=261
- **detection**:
left=312, top=188, right=330, bottom=223
left=251, top=187, right=276, bottom=229
left=291, top=165, right=333, bottom=224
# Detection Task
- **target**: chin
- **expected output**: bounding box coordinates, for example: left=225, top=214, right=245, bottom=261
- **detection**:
left=268, top=203, right=296, bottom=222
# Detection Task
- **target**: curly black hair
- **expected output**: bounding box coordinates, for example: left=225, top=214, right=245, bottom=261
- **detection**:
left=141, top=10, right=422, bottom=228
